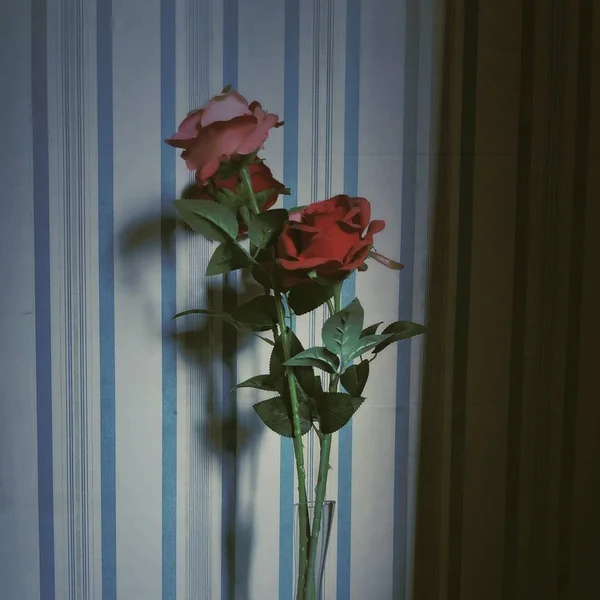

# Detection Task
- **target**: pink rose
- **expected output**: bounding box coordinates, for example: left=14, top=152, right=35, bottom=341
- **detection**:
left=166, top=90, right=279, bottom=183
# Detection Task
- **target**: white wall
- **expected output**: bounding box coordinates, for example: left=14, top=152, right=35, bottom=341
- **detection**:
left=0, top=0, right=437, bottom=598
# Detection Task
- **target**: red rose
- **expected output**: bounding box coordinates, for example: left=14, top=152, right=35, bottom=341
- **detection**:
left=165, top=90, right=279, bottom=183
left=205, top=162, right=285, bottom=235
left=276, top=195, right=385, bottom=287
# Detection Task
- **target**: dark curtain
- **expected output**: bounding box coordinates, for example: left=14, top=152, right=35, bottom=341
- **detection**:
left=413, top=1, right=600, bottom=598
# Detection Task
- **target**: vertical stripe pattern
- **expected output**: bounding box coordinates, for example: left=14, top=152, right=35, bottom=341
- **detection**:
left=0, top=1, right=41, bottom=598
left=503, top=1, right=536, bottom=597
left=447, top=2, right=479, bottom=598
left=46, top=0, right=103, bottom=598
left=1, top=0, right=443, bottom=598
left=413, top=1, right=600, bottom=599
left=97, top=0, right=117, bottom=598
left=31, top=0, right=56, bottom=597
left=221, top=3, right=238, bottom=599
left=337, top=0, right=361, bottom=598
left=175, top=4, right=224, bottom=600
left=279, top=1, right=300, bottom=597
left=161, top=2, right=178, bottom=600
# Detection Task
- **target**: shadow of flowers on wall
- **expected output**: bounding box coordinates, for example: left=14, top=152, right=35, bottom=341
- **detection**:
left=118, top=197, right=265, bottom=600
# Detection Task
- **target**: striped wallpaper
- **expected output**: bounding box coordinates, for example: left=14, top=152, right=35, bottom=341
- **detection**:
left=0, top=1, right=437, bottom=599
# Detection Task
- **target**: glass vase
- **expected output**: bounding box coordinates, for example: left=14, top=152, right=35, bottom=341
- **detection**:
left=293, top=500, right=335, bottom=600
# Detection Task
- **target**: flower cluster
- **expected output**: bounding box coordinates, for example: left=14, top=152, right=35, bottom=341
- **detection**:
left=166, top=87, right=424, bottom=600
left=166, top=88, right=391, bottom=289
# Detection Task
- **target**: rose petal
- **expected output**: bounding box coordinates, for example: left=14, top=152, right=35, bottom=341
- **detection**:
left=302, top=197, right=348, bottom=228
left=300, top=225, right=357, bottom=262
left=277, top=255, right=340, bottom=271
left=340, top=245, right=371, bottom=271
left=366, top=219, right=386, bottom=236
left=197, top=158, right=222, bottom=182
left=165, top=111, right=203, bottom=149
left=184, top=116, right=257, bottom=178
left=340, top=206, right=362, bottom=226
left=350, top=197, right=371, bottom=228
left=338, top=219, right=364, bottom=233
left=287, top=222, right=321, bottom=233
left=278, top=225, right=303, bottom=259
left=236, top=111, right=280, bottom=155
left=200, top=91, right=251, bottom=126
left=274, top=195, right=385, bottom=285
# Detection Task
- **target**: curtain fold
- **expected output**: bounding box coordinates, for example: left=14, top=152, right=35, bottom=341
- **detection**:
left=413, top=1, right=600, bottom=598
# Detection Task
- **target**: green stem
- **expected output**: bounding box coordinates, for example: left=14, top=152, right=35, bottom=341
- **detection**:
left=304, top=434, right=332, bottom=599
left=240, top=166, right=261, bottom=216
left=326, top=297, right=335, bottom=316
left=303, top=282, right=343, bottom=599
left=333, top=282, right=343, bottom=314
left=275, top=293, right=310, bottom=598
left=238, top=205, right=253, bottom=229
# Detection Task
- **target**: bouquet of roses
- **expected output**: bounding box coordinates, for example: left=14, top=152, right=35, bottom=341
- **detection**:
left=166, top=87, right=425, bottom=600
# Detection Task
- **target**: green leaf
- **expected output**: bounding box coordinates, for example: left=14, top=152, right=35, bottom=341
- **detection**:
left=340, top=360, right=370, bottom=396
left=205, top=242, right=250, bottom=276
left=253, top=396, right=312, bottom=437
left=307, top=270, right=340, bottom=287
left=251, top=264, right=273, bottom=289
left=288, top=282, right=335, bottom=316
left=269, top=337, right=285, bottom=379
left=269, top=329, right=305, bottom=378
left=372, top=321, right=427, bottom=354
left=361, top=322, right=383, bottom=337
left=296, top=367, right=320, bottom=400
left=235, top=374, right=283, bottom=393
left=315, top=392, right=364, bottom=434
left=214, top=188, right=241, bottom=212
left=345, top=334, right=391, bottom=365
left=284, top=372, right=318, bottom=419
left=251, top=333, right=275, bottom=346
left=254, top=189, right=283, bottom=209
left=286, top=361, right=319, bottom=406
left=268, top=332, right=319, bottom=418
left=232, top=294, right=278, bottom=330
left=247, top=209, right=289, bottom=249
left=172, top=308, right=274, bottom=345
left=174, top=199, right=239, bottom=242
left=283, top=346, right=339, bottom=374
left=269, top=331, right=316, bottom=401
left=321, top=298, right=364, bottom=362
left=239, top=206, right=252, bottom=228
left=172, top=307, right=239, bottom=328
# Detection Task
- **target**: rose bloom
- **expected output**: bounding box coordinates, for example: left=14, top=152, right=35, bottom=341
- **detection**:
left=202, top=162, right=285, bottom=235
left=276, top=195, right=385, bottom=287
left=165, top=89, right=280, bottom=183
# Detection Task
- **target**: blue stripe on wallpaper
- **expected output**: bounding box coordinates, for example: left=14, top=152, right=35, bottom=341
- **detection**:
left=222, top=2, right=239, bottom=599
left=279, top=0, right=300, bottom=597
left=32, top=0, right=55, bottom=598
left=15, top=2, right=433, bottom=598
left=97, top=0, right=117, bottom=598
left=338, top=0, right=361, bottom=597
left=161, top=1, right=178, bottom=599
left=393, top=0, right=419, bottom=596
